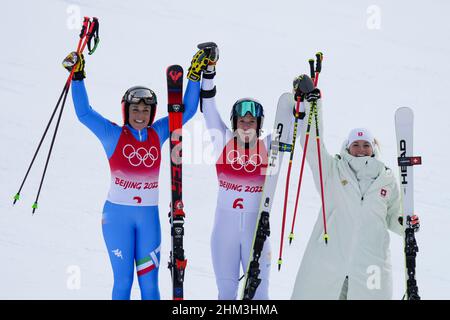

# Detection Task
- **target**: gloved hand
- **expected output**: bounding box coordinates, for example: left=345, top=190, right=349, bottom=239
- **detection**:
left=409, top=214, right=420, bottom=232
left=304, top=88, right=321, bottom=103
left=62, top=52, right=85, bottom=81
left=398, top=214, right=420, bottom=232
left=292, top=74, right=314, bottom=101
left=204, top=44, right=219, bottom=74
left=187, top=42, right=218, bottom=81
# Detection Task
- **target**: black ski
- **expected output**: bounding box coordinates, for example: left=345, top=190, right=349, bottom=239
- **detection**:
left=167, top=64, right=186, bottom=300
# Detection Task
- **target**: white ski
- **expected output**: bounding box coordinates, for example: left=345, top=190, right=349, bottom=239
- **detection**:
left=395, top=106, right=421, bottom=300
left=241, top=92, right=295, bottom=300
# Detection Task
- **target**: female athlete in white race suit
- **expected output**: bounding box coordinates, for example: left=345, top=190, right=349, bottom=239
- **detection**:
left=200, top=66, right=272, bottom=300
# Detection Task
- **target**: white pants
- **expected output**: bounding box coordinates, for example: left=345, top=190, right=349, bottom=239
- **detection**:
left=211, top=208, right=271, bottom=300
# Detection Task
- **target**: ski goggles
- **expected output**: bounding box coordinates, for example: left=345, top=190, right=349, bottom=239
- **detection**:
left=124, top=88, right=157, bottom=106
left=231, top=99, right=264, bottom=118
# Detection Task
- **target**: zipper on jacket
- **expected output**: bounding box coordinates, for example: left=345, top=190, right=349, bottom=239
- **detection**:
left=138, top=129, right=143, bottom=142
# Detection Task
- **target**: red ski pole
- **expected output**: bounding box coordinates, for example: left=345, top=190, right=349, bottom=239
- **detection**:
left=288, top=52, right=328, bottom=244
left=277, top=95, right=302, bottom=270
left=31, top=17, right=99, bottom=213
left=311, top=52, right=329, bottom=244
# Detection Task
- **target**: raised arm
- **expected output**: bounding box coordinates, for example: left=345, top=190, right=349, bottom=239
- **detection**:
left=294, top=75, right=334, bottom=191
left=187, top=42, right=231, bottom=157
left=63, top=51, right=122, bottom=158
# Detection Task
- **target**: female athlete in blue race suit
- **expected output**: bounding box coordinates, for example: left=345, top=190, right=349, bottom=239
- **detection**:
left=70, top=65, right=200, bottom=299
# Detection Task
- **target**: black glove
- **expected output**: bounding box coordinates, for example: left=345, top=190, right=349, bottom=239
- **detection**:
left=304, top=88, right=321, bottom=103
left=62, top=52, right=85, bottom=81
left=293, top=74, right=314, bottom=101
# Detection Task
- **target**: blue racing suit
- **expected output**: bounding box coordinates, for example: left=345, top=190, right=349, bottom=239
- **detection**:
left=71, top=79, right=199, bottom=299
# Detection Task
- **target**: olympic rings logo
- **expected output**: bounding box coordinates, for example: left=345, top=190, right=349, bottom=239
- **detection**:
left=226, top=150, right=263, bottom=173
left=122, top=144, right=159, bottom=168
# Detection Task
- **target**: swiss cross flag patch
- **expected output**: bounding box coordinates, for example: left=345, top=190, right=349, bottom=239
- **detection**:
left=380, top=188, right=387, bottom=197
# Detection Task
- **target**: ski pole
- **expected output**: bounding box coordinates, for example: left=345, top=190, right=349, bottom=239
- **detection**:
left=13, top=17, right=89, bottom=205
left=32, top=86, right=70, bottom=213
left=312, top=101, right=329, bottom=244
left=13, top=17, right=91, bottom=206
left=314, top=52, right=323, bottom=86
left=277, top=95, right=302, bottom=270
left=288, top=55, right=320, bottom=244
left=310, top=52, right=329, bottom=244
left=288, top=103, right=314, bottom=244
left=13, top=86, right=69, bottom=205
left=31, top=17, right=99, bottom=213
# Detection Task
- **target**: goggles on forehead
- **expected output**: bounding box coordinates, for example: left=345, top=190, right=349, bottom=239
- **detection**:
left=231, top=100, right=264, bottom=118
left=124, top=88, right=157, bottom=105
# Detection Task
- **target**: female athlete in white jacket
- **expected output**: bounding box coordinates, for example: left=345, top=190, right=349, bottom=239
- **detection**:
left=290, top=85, right=419, bottom=300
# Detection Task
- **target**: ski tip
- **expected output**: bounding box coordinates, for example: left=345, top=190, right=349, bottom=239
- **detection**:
left=166, top=64, right=183, bottom=73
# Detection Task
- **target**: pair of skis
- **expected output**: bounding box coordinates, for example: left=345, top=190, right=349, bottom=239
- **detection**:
left=395, top=107, right=422, bottom=300
left=166, top=42, right=217, bottom=299
left=240, top=94, right=295, bottom=300
left=166, top=65, right=187, bottom=300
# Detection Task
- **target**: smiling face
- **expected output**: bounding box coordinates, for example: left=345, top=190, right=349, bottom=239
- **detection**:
left=235, top=113, right=258, bottom=143
left=128, top=102, right=152, bottom=131
left=348, top=140, right=373, bottom=157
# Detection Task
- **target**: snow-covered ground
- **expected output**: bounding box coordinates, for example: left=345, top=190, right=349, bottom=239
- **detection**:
left=1, top=0, right=449, bottom=299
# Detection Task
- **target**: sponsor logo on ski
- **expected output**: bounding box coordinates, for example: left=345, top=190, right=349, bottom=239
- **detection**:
left=169, top=70, right=182, bottom=82
left=174, top=227, right=183, bottom=235
left=399, top=139, right=408, bottom=185
left=172, top=104, right=182, bottom=112
left=269, top=123, right=283, bottom=166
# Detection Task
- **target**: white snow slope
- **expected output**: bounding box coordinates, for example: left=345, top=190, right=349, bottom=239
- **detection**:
left=1, top=0, right=449, bottom=299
